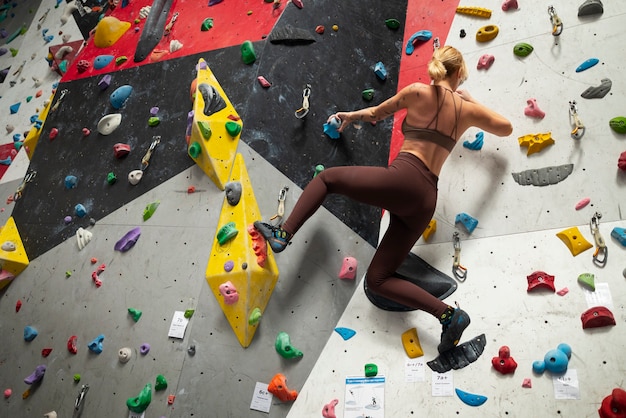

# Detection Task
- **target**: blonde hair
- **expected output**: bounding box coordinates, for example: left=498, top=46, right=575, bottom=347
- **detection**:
left=428, top=46, right=468, bottom=83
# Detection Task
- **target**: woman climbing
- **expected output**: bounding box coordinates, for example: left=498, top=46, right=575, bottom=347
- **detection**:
left=254, top=45, right=512, bottom=353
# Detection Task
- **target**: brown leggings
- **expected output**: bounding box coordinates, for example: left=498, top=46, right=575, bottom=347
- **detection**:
left=282, top=152, right=448, bottom=318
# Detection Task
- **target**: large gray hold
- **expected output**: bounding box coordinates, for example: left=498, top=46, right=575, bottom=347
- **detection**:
left=511, top=164, right=574, bottom=186
left=581, top=78, right=612, bottom=99
left=578, top=0, right=603, bottom=17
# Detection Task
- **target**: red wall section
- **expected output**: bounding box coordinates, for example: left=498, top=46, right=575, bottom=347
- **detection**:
left=63, top=0, right=281, bottom=81
left=389, top=0, right=460, bottom=164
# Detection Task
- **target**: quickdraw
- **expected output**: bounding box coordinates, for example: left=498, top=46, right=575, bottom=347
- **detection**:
left=295, top=84, right=311, bottom=119
left=452, top=232, right=467, bottom=281
left=590, top=212, right=608, bottom=267
left=13, top=170, right=37, bottom=202
left=50, top=89, right=68, bottom=112
left=270, top=186, right=289, bottom=224
left=164, top=12, right=179, bottom=36
left=141, top=135, right=161, bottom=170
left=548, top=6, right=563, bottom=36
left=569, top=101, right=585, bottom=139
left=75, top=384, right=89, bottom=411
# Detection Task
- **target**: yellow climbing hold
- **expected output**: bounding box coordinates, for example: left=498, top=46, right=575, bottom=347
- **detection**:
left=556, top=226, right=593, bottom=256
left=456, top=6, right=492, bottom=18
left=93, top=16, right=131, bottom=48
left=401, top=327, right=424, bottom=358
left=422, top=219, right=437, bottom=242
left=518, top=132, right=555, bottom=155
left=0, top=217, right=30, bottom=290
left=476, top=25, right=499, bottom=42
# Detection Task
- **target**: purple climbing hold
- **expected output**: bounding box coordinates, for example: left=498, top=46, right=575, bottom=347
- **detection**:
left=140, top=343, right=151, bottom=355
left=114, top=227, right=141, bottom=252
left=98, top=74, right=112, bottom=91
left=224, top=260, right=234, bottom=272
left=24, top=365, right=47, bottom=385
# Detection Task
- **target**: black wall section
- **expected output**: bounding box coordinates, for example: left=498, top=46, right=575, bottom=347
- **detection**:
left=14, top=0, right=408, bottom=259
left=243, top=0, right=406, bottom=247
left=13, top=46, right=259, bottom=260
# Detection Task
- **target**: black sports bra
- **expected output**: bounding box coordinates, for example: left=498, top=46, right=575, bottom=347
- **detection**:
left=401, top=86, right=462, bottom=153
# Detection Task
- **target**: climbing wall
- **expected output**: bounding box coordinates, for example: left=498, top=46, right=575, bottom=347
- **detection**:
left=0, top=0, right=624, bottom=417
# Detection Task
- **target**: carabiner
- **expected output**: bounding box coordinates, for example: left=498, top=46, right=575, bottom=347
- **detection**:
left=270, top=186, right=289, bottom=224
left=295, top=84, right=311, bottom=119
left=569, top=101, right=585, bottom=139
left=13, top=170, right=37, bottom=202
left=452, top=232, right=468, bottom=281
left=75, top=384, right=89, bottom=411
left=548, top=6, right=563, bottom=36
left=433, top=37, right=440, bottom=51
left=164, top=12, right=179, bottom=35
left=50, top=89, right=68, bottom=112
left=590, top=212, right=608, bottom=267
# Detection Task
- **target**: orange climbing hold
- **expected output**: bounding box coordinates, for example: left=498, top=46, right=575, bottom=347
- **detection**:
left=268, top=373, right=298, bottom=402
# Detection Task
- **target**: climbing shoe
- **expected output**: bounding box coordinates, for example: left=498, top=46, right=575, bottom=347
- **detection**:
left=253, top=221, right=291, bottom=253
left=438, top=308, right=470, bottom=353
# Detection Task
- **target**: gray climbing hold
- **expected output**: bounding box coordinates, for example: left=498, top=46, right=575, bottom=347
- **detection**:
left=578, top=0, right=603, bottom=17
left=581, top=78, right=611, bottom=99
left=427, top=334, right=486, bottom=373
left=224, top=181, right=242, bottom=206
left=268, top=25, right=316, bottom=45
left=511, top=164, right=574, bottom=186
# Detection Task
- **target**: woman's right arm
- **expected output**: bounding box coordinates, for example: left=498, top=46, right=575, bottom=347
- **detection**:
left=457, top=89, right=513, bottom=137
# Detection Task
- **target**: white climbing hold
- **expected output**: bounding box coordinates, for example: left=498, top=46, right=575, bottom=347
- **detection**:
left=128, top=170, right=143, bottom=185
left=76, top=227, right=93, bottom=250
left=97, top=113, right=122, bottom=135
left=170, top=40, right=183, bottom=53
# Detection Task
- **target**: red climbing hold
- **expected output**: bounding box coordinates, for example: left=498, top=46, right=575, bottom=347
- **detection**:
left=67, top=335, right=78, bottom=354
left=41, top=348, right=53, bottom=357
left=292, top=0, right=303, bottom=8
left=49, top=128, right=59, bottom=140
left=15, top=300, right=22, bottom=312
left=491, top=345, right=518, bottom=374
left=599, top=388, right=626, bottom=418
left=526, top=271, right=555, bottom=292
left=113, top=143, right=131, bottom=159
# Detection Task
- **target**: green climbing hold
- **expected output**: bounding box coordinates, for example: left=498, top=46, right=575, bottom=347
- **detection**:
left=225, top=121, right=241, bottom=137
left=275, top=332, right=304, bottom=359
left=385, top=18, right=401, bottom=30
left=248, top=307, right=262, bottom=325
left=10, top=48, right=18, bottom=57
left=609, top=116, right=626, bottom=134
left=201, top=18, right=214, bottom=31
left=73, top=374, right=81, bottom=382
left=107, top=172, right=117, bottom=185
left=128, top=308, right=143, bottom=322
left=58, top=60, right=68, bottom=73
left=577, top=273, right=595, bottom=290
left=314, top=164, right=325, bottom=177
left=513, top=42, right=534, bottom=57
left=184, top=309, right=194, bottom=319
left=365, top=363, right=378, bottom=377
left=26, top=96, right=33, bottom=103
left=148, top=116, right=160, bottom=127
left=143, top=201, right=160, bottom=221
left=197, top=121, right=211, bottom=140
left=188, top=142, right=202, bottom=159
left=126, top=383, right=152, bottom=414
left=217, top=222, right=238, bottom=245
left=241, top=40, right=256, bottom=65
left=116, top=56, right=128, bottom=65
left=362, top=88, right=375, bottom=101
left=155, top=374, right=168, bottom=391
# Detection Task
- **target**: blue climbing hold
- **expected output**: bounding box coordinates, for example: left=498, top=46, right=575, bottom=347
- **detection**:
left=9, top=102, right=20, bottom=114
left=611, top=227, right=626, bottom=247
left=463, top=131, right=484, bottom=150
left=0, top=157, right=11, bottom=165
left=455, top=212, right=479, bottom=234
left=94, top=55, right=115, bottom=70
left=405, top=30, right=432, bottom=55
left=374, top=61, right=387, bottom=81
left=334, top=327, right=356, bottom=341
left=323, top=117, right=341, bottom=139
left=12, top=133, right=20, bottom=142
left=576, top=58, right=599, bottom=73
left=88, top=334, right=105, bottom=354
left=65, top=175, right=78, bottom=189
left=75, top=203, right=87, bottom=217
left=110, top=85, right=133, bottom=109
left=24, top=326, right=38, bottom=342
left=455, top=388, right=488, bottom=407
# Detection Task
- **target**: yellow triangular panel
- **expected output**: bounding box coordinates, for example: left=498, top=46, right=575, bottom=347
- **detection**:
left=0, top=216, right=29, bottom=289
left=206, top=153, right=279, bottom=347
left=23, top=93, right=54, bottom=159
left=188, top=58, right=242, bottom=190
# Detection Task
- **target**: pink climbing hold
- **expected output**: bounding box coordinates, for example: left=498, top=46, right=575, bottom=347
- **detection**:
left=524, top=98, right=545, bottom=119
left=3, top=388, right=11, bottom=398
left=477, top=54, right=495, bottom=70
left=322, top=399, right=339, bottom=418
left=618, top=151, right=626, bottom=171
left=575, top=197, right=590, bottom=210
left=502, top=0, right=518, bottom=11
left=338, top=256, right=357, bottom=280
left=219, top=281, right=239, bottom=304
left=556, top=287, right=569, bottom=296
left=522, top=378, right=532, bottom=388
left=292, top=0, right=303, bottom=8
left=82, top=128, right=91, bottom=136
